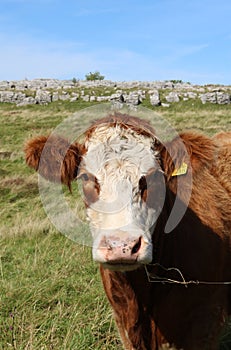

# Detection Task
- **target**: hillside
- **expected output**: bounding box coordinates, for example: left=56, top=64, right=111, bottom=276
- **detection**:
left=0, top=79, right=231, bottom=107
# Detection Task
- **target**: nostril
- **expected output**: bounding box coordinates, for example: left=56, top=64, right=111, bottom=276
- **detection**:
left=131, top=237, right=142, bottom=255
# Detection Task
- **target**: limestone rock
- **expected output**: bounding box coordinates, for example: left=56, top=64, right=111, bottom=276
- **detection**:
left=16, top=97, right=36, bottom=107
left=82, top=95, right=90, bottom=102
left=150, top=90, right=161, bottom=106
left=90, top=96, right=96, bottom=102
left=161, top=103, right=170, bottom=108
left=0, top=78, right=230, bottom=107
left=0, top=91, right=15, bottom=103
left=35, top=89, right=52, bottom=104
left=216, top=92, right=230, bottom=104
left=110, top=93, right=123, bottom=100
left=165, top=92, right=180, bottom=103
left=0, top=81, right=9, bottom=90
left=52, top=92, right=59, bottom=102
left=70, top=92, right=79, bottom=102
left=96, top=96, right=110, bottom=102
left=200, top=92, right=217, bottom=104
left=123, top=91, right=142, bottom=105
left=58, top=92, right=71, bottom=101
left=185, top=92, right=197, bottom=99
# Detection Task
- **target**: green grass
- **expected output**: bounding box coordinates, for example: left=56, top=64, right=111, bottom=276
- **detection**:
left=0, top=231, right=119, bottom=349
left=0, top=98, right=231, bottom=349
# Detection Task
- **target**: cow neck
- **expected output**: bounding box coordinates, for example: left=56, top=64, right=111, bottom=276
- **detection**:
left=146, top=186, right=186, bottom=286
left=151, top=185, right=175, bottom=264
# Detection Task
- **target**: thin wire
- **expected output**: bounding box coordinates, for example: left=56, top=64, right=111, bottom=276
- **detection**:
left=145, top=263, right=231, bottom=287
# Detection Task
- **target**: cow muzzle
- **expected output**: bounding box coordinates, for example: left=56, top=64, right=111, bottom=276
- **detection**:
left=93, top=231, right=152, bottom=271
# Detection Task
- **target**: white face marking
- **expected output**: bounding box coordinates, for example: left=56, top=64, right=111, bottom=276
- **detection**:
left=80, top=125, right=165, bottom=267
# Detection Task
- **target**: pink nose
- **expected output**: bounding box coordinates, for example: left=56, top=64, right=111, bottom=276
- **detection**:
left=98, top=235, right=142, bottom=264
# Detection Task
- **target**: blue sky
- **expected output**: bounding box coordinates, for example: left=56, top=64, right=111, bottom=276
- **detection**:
left=0, top=0, right=231, bottom=84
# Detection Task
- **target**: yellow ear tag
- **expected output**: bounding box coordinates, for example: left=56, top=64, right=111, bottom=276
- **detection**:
left=172, top=162, right=188, bottom=177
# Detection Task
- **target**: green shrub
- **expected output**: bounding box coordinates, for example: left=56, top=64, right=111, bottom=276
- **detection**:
left=85, top=71, right=105, bottom=81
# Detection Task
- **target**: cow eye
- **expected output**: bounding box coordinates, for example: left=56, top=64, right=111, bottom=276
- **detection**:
left=81, top=173, right=89, bottom=182
left=77, top=172, right=100, bottom=205
left=139, top=176, right=147, bottom=197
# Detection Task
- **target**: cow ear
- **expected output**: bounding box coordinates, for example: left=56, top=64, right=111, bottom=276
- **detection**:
left=24, top=135, right=84, bottom=189
left=159, top=132, right=216, bottom=180
left=157, top=132, right=216, bottom=234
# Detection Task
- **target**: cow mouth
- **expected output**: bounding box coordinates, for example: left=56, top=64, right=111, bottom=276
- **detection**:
left=101, top=261, right=141, bottom=272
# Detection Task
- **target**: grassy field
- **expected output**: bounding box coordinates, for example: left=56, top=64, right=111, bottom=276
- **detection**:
left=0, top=97, right=231, bottom=349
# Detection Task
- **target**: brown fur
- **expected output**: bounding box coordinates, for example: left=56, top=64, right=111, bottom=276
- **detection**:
left=79, top=173, right=100, bottom=205
left=213, top=131, right=231, bottom=146
left=160, top=132, right=217, bottom=180
left=212, top=132, right=231, bottom=197
left=85, top=113, right=157, bottom=141
left=24, top=115, right=231, bottom=350
left=25, top=135, right=84, bottom=189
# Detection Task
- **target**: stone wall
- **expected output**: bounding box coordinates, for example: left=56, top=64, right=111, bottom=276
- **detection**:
left=0, top=79, right=230, bottom=107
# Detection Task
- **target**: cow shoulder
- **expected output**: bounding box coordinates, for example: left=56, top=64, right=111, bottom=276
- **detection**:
left=212, top=131, right=231, bottom=196
left=213, top=131, right=231, bottom=147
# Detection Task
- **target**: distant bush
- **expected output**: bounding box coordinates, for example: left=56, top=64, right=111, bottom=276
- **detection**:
left=85, top=71, right=105, bottom=81
left=170, top=80, right=183, bottom=84
left=72, top=77, right=78, bottom=84
left=168, top=79, right=191, bottom=85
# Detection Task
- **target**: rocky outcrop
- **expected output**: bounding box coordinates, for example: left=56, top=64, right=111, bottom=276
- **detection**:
left=165, top=92, right=180, bottom=103
left=216, top=92, right=230, bottom=104
left=35, top=89, right=52, bottom=104
left=199, top=92, right=230, bottom=105
left=149, top=90, right=161, bottom=106
left=0, top=79, right=230, bottom=107
left=16, top=97, right=36, bottom=107
left=123, top=91, right=144, bottom=105
left=0, top=79, right=194, bottom=91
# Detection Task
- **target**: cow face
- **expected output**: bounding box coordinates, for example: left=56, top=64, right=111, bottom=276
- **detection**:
left=25, top=115, right=167, bottom=272
left=77, top=125, right=166, bottom=271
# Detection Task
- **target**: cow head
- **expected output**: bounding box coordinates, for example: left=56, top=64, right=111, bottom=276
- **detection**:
left=25, top=113, right=187, bottom=271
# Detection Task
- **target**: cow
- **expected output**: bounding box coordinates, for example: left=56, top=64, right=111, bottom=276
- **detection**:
left=25, top=113, right=231, bottom=350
